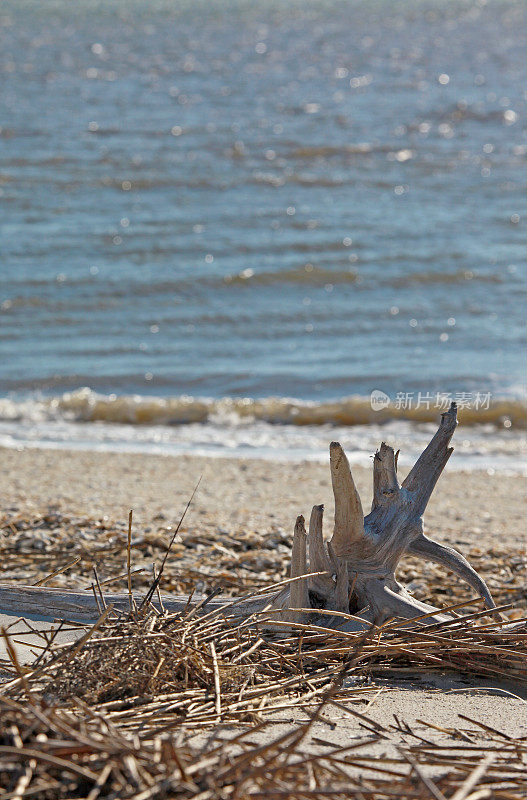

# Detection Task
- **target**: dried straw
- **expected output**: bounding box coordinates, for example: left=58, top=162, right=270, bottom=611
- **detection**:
left=1, top=504, right=527, bottom=798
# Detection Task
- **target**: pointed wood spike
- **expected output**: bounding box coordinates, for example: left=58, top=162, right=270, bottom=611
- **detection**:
left=402, top=401, right=458, bottom=516
left=372, top=442, right=400, bottom=509
left=308, top=504, right=334, bottom=598
left=308, top=504, right=331, bottom=573
left=289, top=515, right=309, bottom=610
left=329, top=442, right=365, bottom=557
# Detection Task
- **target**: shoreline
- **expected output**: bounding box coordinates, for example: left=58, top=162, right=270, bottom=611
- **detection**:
left=1, top=436, right=526, bottom=476
left=2, top=389, right=527, bottom=474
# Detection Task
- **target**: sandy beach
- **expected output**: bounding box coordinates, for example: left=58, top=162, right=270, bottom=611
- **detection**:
left=1, top=446, right=525, bottom=550
left=1, top=444, right=525, bottom=613
left=1, top=445, right=526, bottom=750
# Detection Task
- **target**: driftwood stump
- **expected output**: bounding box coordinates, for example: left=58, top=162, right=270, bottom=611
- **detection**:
left=267, top=401, right=498, bottom=630
left=0, top=402, right=497, bottom=630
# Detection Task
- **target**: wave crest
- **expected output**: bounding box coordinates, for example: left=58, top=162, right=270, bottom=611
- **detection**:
left=0, top=388, right=526, bottom=429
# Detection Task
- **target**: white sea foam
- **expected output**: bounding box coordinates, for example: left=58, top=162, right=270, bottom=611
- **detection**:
left=0, top=389, right=525, bottom=473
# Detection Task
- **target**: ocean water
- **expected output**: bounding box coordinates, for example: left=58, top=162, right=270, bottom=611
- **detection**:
left=1, top=0, right=526, bottom=470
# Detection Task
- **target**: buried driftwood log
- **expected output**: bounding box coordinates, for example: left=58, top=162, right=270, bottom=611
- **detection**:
left=0, top=402, right=499, bottom=631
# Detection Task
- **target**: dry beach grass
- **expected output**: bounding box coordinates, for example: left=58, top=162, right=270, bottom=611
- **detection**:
left=1, top=594, right=527, bottom=798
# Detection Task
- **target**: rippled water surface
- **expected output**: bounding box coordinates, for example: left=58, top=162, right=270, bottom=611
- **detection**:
left=1, top=1, right=526, bottom=465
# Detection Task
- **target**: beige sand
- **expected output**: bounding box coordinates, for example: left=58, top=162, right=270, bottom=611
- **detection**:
left=1, top=446, right=525, bottom=550
left=1, top=446, right=526, bottom=746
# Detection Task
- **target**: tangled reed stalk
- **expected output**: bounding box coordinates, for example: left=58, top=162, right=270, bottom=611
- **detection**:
left=1, top=588, right=527, bottom=798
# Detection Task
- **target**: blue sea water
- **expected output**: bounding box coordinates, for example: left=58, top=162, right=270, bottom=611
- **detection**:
left=1, top=0, right=526, bottom=468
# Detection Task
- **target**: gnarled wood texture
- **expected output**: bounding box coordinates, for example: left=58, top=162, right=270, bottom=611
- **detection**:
left=0, top=403, right=499, bottom=631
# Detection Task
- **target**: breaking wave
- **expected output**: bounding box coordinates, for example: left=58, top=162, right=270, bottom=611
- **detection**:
left=1, top=388, right=526, bottom=429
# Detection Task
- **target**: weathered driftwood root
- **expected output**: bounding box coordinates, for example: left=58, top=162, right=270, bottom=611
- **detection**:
left=266, top=401, right=499, bottom=631
left=0, top=403, right=498, bottom=631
